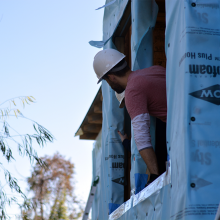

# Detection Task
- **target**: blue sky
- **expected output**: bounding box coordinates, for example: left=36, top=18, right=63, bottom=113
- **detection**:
left=0, top=0, right=104, bottom=218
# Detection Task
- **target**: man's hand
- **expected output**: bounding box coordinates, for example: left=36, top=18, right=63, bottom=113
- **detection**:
left=117, top=131, right=128, bottom=142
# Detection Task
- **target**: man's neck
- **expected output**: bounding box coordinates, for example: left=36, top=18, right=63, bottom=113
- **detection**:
left=121, top=70, right=132, bottom=89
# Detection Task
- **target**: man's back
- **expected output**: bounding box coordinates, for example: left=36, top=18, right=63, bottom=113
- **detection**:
left=125, top=65, right=167, bottom=122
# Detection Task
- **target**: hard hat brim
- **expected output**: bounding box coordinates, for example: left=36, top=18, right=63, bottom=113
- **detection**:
left=97, top=58, right=127, bottom=84
left=97, top=77, right=103, bottom=84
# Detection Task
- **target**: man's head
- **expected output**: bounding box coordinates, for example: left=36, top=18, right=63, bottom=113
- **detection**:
left=93, top=49, right=131, bottom=93
left=102, top=59, right=130, bottom=93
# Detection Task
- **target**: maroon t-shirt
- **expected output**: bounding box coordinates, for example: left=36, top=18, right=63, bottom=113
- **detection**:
left=125, top=66, right=167, bottom=122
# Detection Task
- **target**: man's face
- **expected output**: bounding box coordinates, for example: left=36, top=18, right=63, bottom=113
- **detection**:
left=105, top=76, right=125, bottom=94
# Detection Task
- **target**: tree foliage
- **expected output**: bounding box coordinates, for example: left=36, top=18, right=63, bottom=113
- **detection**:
left=0, top=96, right=54, bottom=219
left=25, top=153, right=83, bottom=220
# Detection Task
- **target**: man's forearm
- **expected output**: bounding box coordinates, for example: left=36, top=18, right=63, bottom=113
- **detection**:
left=139, top=148, right=159, bottom=175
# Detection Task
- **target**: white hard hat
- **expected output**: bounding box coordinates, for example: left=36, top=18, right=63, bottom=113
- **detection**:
left=115, top=91, right=125, bottom=108
left=93, top=49, right=126, bottom=84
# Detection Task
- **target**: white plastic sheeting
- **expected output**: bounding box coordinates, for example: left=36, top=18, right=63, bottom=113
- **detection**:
left=109, top=165, right=171, bottom=220
left=165, top=0, right=220, bottom=219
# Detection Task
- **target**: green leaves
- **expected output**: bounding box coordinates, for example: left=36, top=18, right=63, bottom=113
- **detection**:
left=0, top=96, right=35, bottom=120
left=3, top=122, right=10, bottom=137
left=0, top=96, right=54, bottom=219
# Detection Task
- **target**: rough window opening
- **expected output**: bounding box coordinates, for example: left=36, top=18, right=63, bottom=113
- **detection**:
left=154, top=0, right=167, bottom=175
left=113, top=0, right=167, bottom=202
left=112, top=1, right=131, bottom=202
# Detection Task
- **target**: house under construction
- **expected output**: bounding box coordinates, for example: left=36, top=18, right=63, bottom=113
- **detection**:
left=75, top=0, right=220, bottom=219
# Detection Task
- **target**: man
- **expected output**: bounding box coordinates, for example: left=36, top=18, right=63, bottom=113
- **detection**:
left=93, top=48, right=167, bottom=184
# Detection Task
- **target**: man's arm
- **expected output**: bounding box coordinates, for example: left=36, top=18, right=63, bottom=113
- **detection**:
left=132, top=113, right=159, bottom=175
left=125, top=80, right=159, bottom=176
left=132, top=113, right=152, bottom=151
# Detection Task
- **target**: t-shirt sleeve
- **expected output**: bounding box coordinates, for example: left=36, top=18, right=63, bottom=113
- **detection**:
left=125, top=81, right=152, bottom=151
left=132, top=113, right=152, bottom=151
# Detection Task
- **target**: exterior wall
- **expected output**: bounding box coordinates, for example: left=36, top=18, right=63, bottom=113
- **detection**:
left=92, top=132, right=102, bottom=220
left=91, top=0, right=220, bottom=219
left=165, top=0, right=220, bottom=219
left=92, top=0, right=160, bottom=219
left=98, top=78, right=125, bottom=219
left=97, top=1, right=130, bottom=219
left=109, top=0, right=220, bottom=219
